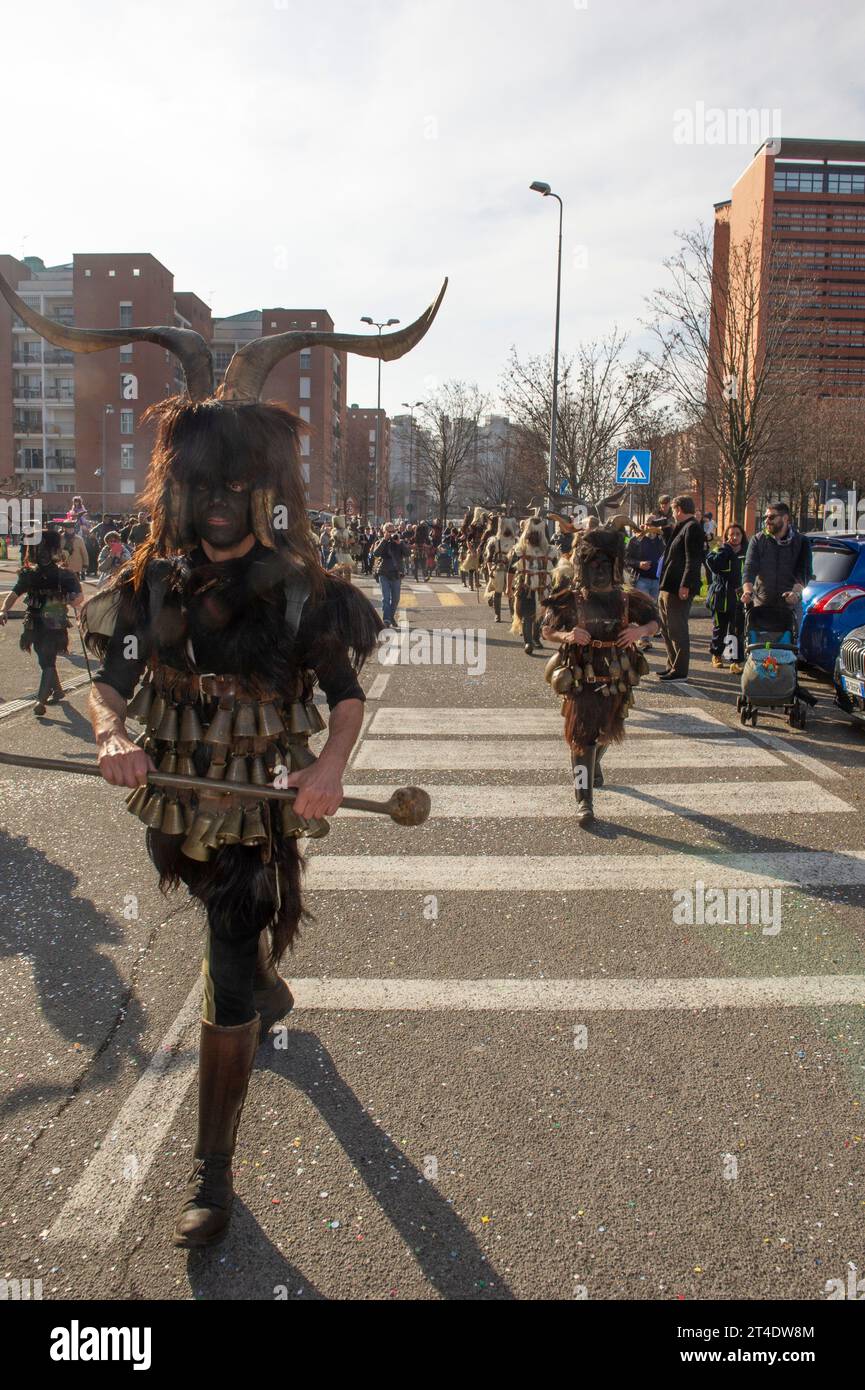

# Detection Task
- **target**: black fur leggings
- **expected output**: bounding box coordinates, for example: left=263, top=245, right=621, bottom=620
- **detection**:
left=203, top=925, right=259, bottom=1027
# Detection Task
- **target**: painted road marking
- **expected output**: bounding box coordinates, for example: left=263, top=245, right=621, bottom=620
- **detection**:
left=367, top=706, right=729, bottom=737
left=305, top=850, right=865, bottom=892
left=366, top=673, right=391, bottom=701
left=340, top=780, right=852, bottom=819
left=49, top=978, right=203, bottom=1244
left=289, top=975, right=865, bottom=1011
left=352, top=737, right=781, bottom=770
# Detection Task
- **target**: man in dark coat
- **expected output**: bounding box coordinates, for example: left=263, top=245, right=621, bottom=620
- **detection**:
left=657, top=495, right=704, bottom=681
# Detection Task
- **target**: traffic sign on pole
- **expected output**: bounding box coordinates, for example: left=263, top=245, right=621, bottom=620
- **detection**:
left=615, top=449, right=651, bottom=486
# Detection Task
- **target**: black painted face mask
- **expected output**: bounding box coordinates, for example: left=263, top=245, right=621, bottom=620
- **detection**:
left=583, top=554, right=614, bottom=590
left=191, top=478, right=252, bottom=551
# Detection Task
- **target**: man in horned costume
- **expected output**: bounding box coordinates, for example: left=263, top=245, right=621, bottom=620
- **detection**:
left=458, top=506, right=486, bottom=590
left=541, top=526, right=659, bottom=825
left=482, top=513, right=518, bottom=623
left=0, top=270, right=446, bottom=1248
left=510, top=510, right=555, bottom=654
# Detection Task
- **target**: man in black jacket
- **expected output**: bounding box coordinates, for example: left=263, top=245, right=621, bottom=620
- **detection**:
left=657, top=495, right=704, bottom=680
left=741, top=503, right=811, bottom=635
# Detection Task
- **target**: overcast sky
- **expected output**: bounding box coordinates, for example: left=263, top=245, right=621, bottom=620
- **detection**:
left=2, top=0, right=864, bottom=415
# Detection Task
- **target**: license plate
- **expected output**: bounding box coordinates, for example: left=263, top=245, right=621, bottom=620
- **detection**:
left=842, top=674, right=865, bottom=698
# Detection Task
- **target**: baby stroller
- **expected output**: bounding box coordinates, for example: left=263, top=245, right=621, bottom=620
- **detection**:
left=736, top=603, right=813, bottom=730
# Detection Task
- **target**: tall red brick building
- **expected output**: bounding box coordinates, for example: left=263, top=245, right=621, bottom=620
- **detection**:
left=707, top=137, right=865, bottom=526
left=1, top=253, right=350, bottom=516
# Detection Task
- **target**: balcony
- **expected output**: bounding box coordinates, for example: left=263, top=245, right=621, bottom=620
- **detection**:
left=12, top=351, right=42, bottom=367
left=44, top=349, right=74, bottom=364
left=13, top=386, right=43, bottom=401
left=44, top=388, right=75, bottom=401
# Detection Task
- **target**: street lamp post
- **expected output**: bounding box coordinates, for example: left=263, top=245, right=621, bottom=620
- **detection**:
left=401, top=399, right=424, bottom=518
left=530, top=180, right=563, bottom=503
left=360, top=315, right=399, bottom=523
left=97, top=403, right=115, bottom=517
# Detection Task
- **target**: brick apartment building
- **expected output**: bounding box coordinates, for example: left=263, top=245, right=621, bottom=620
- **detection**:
left=707, top=137, right=865, bottom=525
left=0, top=252, right=211, bottom=515
left=345, top=404, right=390, bottom=520
left=1, top=253, right=349, bottom=516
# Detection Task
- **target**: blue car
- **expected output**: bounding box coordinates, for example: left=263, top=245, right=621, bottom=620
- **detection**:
left=798, top=533, right=865, bottom=677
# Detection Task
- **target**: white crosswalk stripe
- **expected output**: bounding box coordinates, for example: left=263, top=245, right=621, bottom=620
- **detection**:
left=306, top=850, right=865, bottom=892
left=353, top=736, right=782, bottom=769
left=342, top=780, right=852, bottom=819
left=368, top=706, right=729, bottom=737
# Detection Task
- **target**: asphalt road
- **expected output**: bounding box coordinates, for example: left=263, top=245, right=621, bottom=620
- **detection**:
left=1, top=572, right=864, bottom=1302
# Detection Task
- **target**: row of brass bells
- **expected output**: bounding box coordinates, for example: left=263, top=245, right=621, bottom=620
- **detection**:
left=280, top=801, right=329, bottom=840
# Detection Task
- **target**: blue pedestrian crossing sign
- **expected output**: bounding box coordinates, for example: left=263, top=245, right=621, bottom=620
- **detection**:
left=616, top=449, right=651, bottom=486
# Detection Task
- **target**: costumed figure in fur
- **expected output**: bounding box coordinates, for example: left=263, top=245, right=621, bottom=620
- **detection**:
left=509, top=510, right=555, bottom=653
left=483, top=514, right=517, bottom=622
left=0, top=265, right=446, bottom=1249
left=329, top=513, right=355, bottom=583
left=540, top=526, right=659, bottom=826
left=458, top=506, right=486, bottom=590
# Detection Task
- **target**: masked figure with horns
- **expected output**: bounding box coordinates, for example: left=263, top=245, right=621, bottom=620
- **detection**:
left=482, top=514, right=518, bottom=622
left=540, top=526, right=659, bottom=826
left=0, top=270, right=446, bottom=1248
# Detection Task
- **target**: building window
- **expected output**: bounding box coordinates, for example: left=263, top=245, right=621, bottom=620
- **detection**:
left=120, top=345, right=133, bottom=362
left=132, top=268, right=140, bottom=277
left=369, top=429, right=376, bottom=442
left=774, top=168, right=823, bottom=193
left=300, top=405, right=311, bottom=422
left=300, top=350, right=312, bottom=370
left=119, top=302, right=133, bottom=329
left=84, top=268, right=92, bottom=278
left=120, top=445, right=135, bottom=470
left=827, top=171, right=865, bottom=194
left=299, top=377, right=311, bottom=399
left=300, top=434, right=310, bottom=456
left=108, top=269, right=116, bottom=278
left=214, top=351, right=232, bottom=371
left=120, top=409, right=134, bottom=435
left=120, top=479, right=136, bottom=495
left=310, top=321, right=318, bottom=329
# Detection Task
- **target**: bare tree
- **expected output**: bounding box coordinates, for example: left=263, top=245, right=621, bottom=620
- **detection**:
left=500, top=333, right=658, bottom=504
left=415, top=381, right=490, bottom=525
left=646, top=220, right=818, bottom=524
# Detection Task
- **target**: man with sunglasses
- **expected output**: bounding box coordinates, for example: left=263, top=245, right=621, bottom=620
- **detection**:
left=741, top=503, right=812, bottom=635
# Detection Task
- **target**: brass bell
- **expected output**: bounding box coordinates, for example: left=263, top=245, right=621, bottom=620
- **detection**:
left=241, top=805, right=268, bottom=845
left=158, top=749, right=178, bottom=774
left=203, top=815, right=225, bottom=849
left=133, top=729, right=150, bottom=750
left=127, top=681, right=154, bottom=723
left=125, top=783, right=150, bottom=816
left=180, top=704, right=205, bottom=744
left=306, top=701, right=327, bottom=734
left=161, top=798, right=186, bottom=836
left=181, top=812, right=216, bottom=862
left=288, top=702, right=314, bottom=736
left=280, top=803, right=308, bottom=836
left=206, top=758, right=227, bottom=781
left=257, top=701, right=286, bottom=738
left=183, top=802, right=197, bottom=831
left=288, top=741, right=317, bottom=772
left=156, top=704, right=179, bottom=743
left=233, top=703, right=258, bottom=739
left=219, top=806, right=243, bottom=845
left=225, top=755, right=249, bottom=783
left=203, top=705, right=233, bottom=746
left=139, top=791, right=166, bottom=829
left=146, top=693, right=167, bottom=734
left=176, top=755, right=197, bottom=778
left=249, top=755, right=269, bottom=786
left=304, top=817, right=330, bottom=840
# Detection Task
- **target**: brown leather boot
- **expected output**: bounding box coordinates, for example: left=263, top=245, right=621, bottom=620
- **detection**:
left=172, top=1014, right=260, bottom=1249
left=253, top=930, right=294, bottom=1043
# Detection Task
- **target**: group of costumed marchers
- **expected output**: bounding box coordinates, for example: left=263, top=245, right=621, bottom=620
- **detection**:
left=0, top=267, right=446, bottom=1249
left=540, top=524, right=660, bottom=826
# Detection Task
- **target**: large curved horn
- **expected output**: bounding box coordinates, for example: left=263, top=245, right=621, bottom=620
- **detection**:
left=221, top=278, right=448, bottom=403
left=0, top=270, right=213, bottom=401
